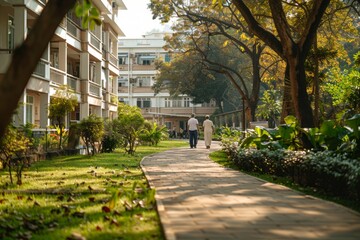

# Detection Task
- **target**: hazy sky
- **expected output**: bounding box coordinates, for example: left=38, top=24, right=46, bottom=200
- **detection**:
left=119, top=0, right=171, bottom=38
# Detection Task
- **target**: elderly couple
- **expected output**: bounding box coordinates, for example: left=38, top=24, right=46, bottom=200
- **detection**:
left=187, top=113, right=215, bottom=149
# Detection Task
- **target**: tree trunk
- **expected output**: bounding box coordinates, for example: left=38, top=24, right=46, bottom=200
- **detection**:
left=0, top=0, right=76, bottom=140
left=281, top=63, right=294, bottom=123
left=313, top=33, right=320, bottom=127
left=249, top=45, right=262, bottom=122
left=287, top=51, right=315, bottom=128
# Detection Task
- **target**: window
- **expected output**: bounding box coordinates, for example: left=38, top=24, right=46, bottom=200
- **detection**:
left=137, top=77, right=151, bottom=87
left=137, top=98, right=151, bottom=108
left=172, top=98, right=182, bottom=107
left=26, top=95, right=34, bottom=124
left=184, top=97, right=191, bottom=107
left=165, top=98, right=171, bottom=107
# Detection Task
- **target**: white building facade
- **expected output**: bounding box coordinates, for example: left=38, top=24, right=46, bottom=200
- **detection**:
left=118, top=33, right=217, bottom=132
left=0, top=0, right=125, bottom=129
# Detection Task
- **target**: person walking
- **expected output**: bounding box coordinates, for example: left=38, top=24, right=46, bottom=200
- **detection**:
left=187, top=113, right=199, bottom=148
left=203, top=115, right=215, bottom=149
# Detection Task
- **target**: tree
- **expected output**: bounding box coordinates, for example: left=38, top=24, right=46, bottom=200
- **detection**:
left=0, top=0, right=101, bottom=140
left=48, top=85, right=78, bottom=149
left=230, top=0, right=338, bottom=128
left=153, top=51, right=234, bottom=113
left=149, top=0, right=277, bottom=124
left=116, top=103, right=145, bottom=155
left=79, top=115, right=104, bottom=156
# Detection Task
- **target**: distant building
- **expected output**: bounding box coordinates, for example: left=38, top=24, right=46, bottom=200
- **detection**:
left=118, top=32, right=217, bottom=132
left=0, top=0, right=126, bottom=128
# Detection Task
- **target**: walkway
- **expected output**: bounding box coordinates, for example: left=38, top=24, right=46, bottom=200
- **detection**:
left=141, top=141, right=360, bottom=240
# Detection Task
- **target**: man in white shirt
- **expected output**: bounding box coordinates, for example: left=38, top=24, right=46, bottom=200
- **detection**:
left=187, top=113, right=199, bottom=148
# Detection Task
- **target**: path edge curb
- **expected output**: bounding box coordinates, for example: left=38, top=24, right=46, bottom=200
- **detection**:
left=140, top=153, right=176, bottom=240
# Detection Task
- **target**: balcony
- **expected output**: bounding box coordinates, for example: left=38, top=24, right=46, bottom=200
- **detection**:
left=67, top=75, right=80, bottom=92
left=67, top=18, right=81, bottom=39
left=89, top=81, right=101, bottom=97
left=90, top=32, right=101, bottom=51
left=50, top=67, right=66, bottom=85
left=33, top=59, right=49, bottom=78
left=109, top=53, right=118, bottom=67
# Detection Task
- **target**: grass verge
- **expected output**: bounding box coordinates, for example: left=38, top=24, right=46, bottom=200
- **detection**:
left=0, top=140, right=188, bottom=240
left=210, top=150, right=360, bottom=213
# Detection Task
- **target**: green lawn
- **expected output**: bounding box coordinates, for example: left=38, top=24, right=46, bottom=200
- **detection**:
left=210, top=150, right=360, bottom=213
left=0, top=140, right=187, bottom=240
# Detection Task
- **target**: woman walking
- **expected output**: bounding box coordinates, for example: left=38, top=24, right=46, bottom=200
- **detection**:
left=203, top=115, right=214, bottom=149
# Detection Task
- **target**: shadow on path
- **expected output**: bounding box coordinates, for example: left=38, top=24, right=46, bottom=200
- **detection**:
left=141, top=141, right=360, bottom=240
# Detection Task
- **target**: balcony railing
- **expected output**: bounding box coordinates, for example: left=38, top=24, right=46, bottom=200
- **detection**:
left=50, top=67, right=66, bottom=85
left=67, top=19, right=81, bottom=39
left=90, top=33, right=101, bottom=50
left=109, top=53, right=118, bottom=67
left=67, top=75, right=80, bottom=92
left=33, top=59, right=48, bottom=78
left=89, top=82, right=101, bottom=97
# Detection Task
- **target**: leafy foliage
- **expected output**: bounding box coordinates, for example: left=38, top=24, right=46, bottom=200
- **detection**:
left=79, top=115, right=104, bottom=156
left=256, top=89, right=281, bottom=127
left=75, top=0, right=102, bottom=30
left=48, top=85, right=78, bottom=149
left=237, top=115, right=360, bottom=157
left=0, top=125, right=32, bottom=185
left=231, top=148, right=360, bottom=200
left=139, top=121, right=168, bottom=146
left=101, top=119, right=123, bottom=153
left=116, top=103, right=145, bottom=155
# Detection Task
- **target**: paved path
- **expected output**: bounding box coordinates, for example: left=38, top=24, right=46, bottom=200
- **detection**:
left=141, top=141, right=360, bottom=240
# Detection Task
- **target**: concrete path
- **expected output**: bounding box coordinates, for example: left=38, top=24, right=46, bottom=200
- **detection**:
left=141, top=141, right=360, bottom=240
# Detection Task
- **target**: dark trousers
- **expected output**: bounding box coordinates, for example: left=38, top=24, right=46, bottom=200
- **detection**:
left=189, top=130, right=198, bottom=148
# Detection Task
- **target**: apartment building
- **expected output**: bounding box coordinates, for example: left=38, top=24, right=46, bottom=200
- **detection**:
left=0, top=0, right=125, bottom=129
left=118, top=33, right=217, bottom=132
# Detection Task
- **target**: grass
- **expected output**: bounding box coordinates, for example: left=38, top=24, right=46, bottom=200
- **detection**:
left=0, top=140, right=188, bottom=240
left=209, top=150, right=360, bottom=213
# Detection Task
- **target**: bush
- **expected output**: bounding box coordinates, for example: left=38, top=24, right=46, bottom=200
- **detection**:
left=232, top=148, right=360, bottom=201
left=79, top=115, right=104, bottom=155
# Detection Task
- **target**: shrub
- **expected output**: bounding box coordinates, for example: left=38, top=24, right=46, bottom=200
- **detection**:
left=139, top=121, right=168, bottom=146
left=231, top=148, right=360, bottom=201
left=117, top=103, right=145, bottom=155
left=101, top=119, right=123, bottom=153
left=79, top=115, right=104, bottom=155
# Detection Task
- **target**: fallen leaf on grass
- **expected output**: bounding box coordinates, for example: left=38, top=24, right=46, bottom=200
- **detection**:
left=110, top=219, right=120, bottom=226
left=72, top=211, right=85, bottom=218
left=66, top=232, right=86, bottom=240
left=95, top=225, right=102, bottom=231
left=102, top=206, right=111, bottom=213
left=67, top=197, right=75, bottom=202
left=113, top=210, right=122, bottom=216
left=123, top=201, right=133, bottom=211
left=0, top=198, right=8, bottom=204
left=89, top=197, right=95, bottom=202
